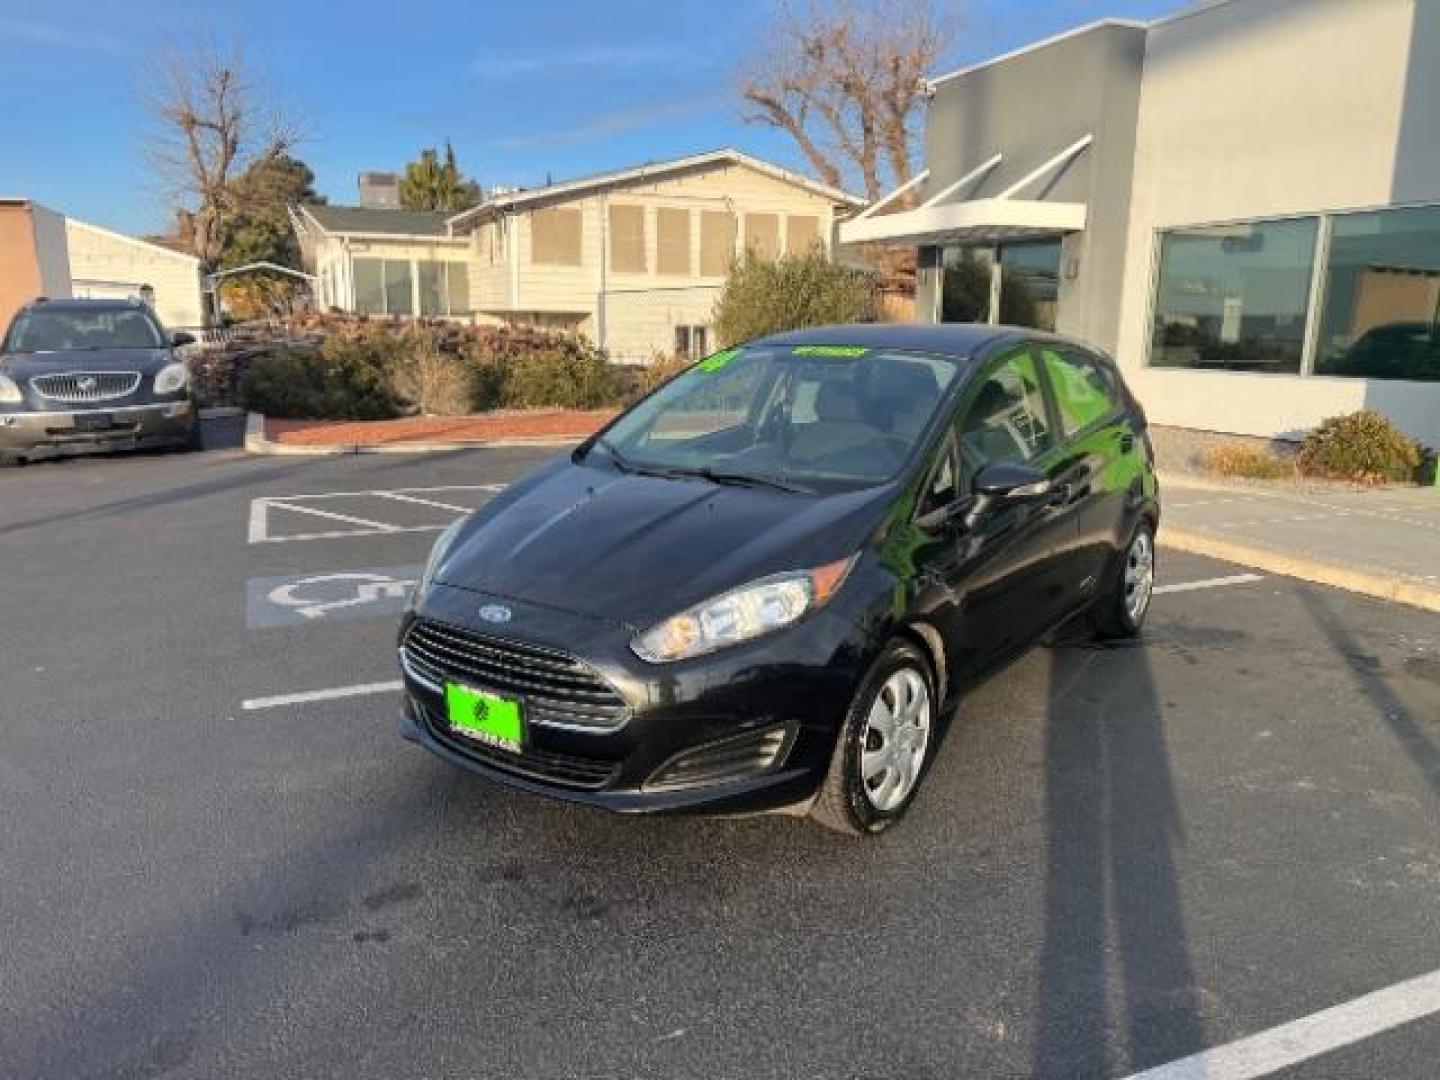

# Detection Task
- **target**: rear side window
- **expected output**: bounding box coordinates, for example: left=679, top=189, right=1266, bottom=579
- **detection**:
left=1041, top=347, right=1121, bottom=436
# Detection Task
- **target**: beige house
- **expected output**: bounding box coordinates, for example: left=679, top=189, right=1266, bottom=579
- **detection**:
left=65, top=218, right=205, bottom=330
left=293, top=149, right=864, bottom=361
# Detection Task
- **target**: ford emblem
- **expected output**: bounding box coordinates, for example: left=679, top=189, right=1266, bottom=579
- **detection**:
left=478, top=604, right=513, bottom=624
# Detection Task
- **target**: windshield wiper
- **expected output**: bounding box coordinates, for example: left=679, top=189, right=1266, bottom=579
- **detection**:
left=673, top=466, right=810, bottom=494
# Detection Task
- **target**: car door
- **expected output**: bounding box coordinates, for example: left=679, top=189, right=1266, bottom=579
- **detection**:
left=1034, top=343, right=1140, bottom=593
left=915, top=345, right=1082, bottom=680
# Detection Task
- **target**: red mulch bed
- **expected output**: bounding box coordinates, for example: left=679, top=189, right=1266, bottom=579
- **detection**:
left=266, top=409, right=617, bottom=446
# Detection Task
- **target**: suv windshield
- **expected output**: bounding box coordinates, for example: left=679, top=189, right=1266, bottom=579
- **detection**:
left=4, top=308, right=165, bottom=353
left=595, top=345, right=961, bottom=490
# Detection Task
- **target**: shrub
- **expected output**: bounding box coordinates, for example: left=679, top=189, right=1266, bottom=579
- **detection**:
left=1200, top=443, right=1294, bottom=480
left=713, top=250, right=876, bottom=346
left=239, top=345, right=401, bottom=420
left=1297, top=410, right=1421, bottom=483
left=501, top=346, right=620, bottom=409
left=388, top=328, right=471, bottom=416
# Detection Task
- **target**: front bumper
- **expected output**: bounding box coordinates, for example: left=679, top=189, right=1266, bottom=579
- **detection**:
left=398, top=582, right=878, bottom=814
left=0, top=400, right=196, bottom=459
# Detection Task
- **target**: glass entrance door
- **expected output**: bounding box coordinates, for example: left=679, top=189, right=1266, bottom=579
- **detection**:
left=939, top=240, right=1062, bottom=330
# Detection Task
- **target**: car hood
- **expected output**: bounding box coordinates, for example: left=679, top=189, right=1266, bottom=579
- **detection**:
left=436, top=457, right=896, bottom=629
left=0, top=348, right=172, bottom=378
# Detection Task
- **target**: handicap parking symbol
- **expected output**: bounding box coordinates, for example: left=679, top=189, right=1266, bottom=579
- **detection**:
left=246, top=565, right=425, bottom=628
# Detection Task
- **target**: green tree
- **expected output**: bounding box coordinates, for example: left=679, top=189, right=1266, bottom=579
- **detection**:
left=713, top=249, right=876, bottom=347
left=399, top=142, right=482, bottom=212
left=217, top=154, right=325, bottom=317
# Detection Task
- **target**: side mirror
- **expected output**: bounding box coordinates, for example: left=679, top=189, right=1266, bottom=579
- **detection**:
left=171, top=332, right=197, bottom=348
left=973, top=461, right=1052, bottom=501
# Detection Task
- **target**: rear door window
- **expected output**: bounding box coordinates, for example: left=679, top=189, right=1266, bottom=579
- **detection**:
left=1040, top=347, right=1121, bottom=436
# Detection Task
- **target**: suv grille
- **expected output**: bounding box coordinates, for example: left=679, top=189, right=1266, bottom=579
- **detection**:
left=401, top=618, right=630, bottom=731
left=416, top=700, right=619, bottom=789
left=30, top=372, right=142, bottom=403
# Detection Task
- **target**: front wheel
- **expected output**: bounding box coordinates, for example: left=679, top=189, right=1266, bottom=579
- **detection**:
left=1092, top=521, right=1155, bottom=639
left=810, top=639, right=937, bottom=836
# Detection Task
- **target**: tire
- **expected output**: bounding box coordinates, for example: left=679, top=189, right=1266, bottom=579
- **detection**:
left=0, top=452, right=22, bottom=468
left=810, top=638, right=938, bottom=837
left=179, top=417, right=204, bottom=453
left=1092, top=520, right=1156, bottom=640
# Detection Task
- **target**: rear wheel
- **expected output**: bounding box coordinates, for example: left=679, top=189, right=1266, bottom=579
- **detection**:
left=1092, top=521, right=1155, bottom=639
left=810, top=639, right=937, bottom=836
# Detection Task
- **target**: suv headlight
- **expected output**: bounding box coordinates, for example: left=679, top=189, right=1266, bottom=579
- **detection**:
left=0, top=374, right=22, bottom=404
left=631, top=555, right=856, bottom=663
left=154, top=363, right=189, bottom=395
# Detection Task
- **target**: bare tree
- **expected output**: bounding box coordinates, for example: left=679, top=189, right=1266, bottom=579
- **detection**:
left=143, top=42, right=300, bottom=269
left=741, top=0, right=954, bottom=201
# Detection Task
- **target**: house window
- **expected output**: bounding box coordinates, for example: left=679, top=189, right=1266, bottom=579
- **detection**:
left=532, top=207, right=582, bottom=266
left=609, top=204, right=647, bottom=273
left=354, top=258, right=386, bottom=315
left=786, top=215, right=820, bottom=255
left=384, top=260, right=414, bottom=316
left=674, top=325, right=709, bottom=360
left=1150, top=217, right=1318, bottom=374
left=445, top=262, right=469, bottom=316
left=418, top=262, right=445, bottom=317
left=657, top=208, right=691, bottom=275
left=1315, top=204, right=1440, bottom=382
left=700, top=211, right=737, bottom=276
left=744, top=213, right=780, bottom=260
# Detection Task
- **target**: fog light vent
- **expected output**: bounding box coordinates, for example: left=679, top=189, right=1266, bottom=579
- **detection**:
left=644, top=723, right=794, bottom=792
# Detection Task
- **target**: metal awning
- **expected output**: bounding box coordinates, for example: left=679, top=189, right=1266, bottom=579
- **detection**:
left=840, top=135, right=1091, bottom=247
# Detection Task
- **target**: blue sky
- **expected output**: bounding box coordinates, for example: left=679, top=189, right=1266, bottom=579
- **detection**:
left=1, top=0, right=1180, bottom=235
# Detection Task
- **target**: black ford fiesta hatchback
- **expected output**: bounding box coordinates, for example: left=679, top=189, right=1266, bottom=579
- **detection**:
left=398, top=324, right=1159, bottom=834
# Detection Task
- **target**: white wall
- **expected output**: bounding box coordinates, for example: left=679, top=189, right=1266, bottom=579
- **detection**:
left=66, top=219, right=204, bottom=329
left=31, top=204, right=72, bottom=298
left=1114, top=0, right=1440, bottom=446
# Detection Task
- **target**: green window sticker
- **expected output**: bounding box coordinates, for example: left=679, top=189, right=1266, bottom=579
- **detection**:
left=696, top=348, right=741, bottom=372
left=791, top=345, right=870, bottom=358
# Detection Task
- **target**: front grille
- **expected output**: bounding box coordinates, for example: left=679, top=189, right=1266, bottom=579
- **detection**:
left=416, top=700, right=619, bottom=789
left=30, top=371, right=142, bottom=403
left=644, top=723, right=794, bottom=792
left=401, top=618, right=630, bottom=731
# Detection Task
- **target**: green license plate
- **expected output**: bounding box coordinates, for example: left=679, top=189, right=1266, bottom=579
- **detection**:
left=445, top=683, right=523, bottom=752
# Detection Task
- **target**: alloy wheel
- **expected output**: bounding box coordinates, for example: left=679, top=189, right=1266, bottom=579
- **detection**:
left=1124, top=528, right=1155, bottom=623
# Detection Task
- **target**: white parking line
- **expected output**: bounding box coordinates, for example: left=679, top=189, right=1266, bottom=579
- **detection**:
left=1122, top=967, right=1440, bottom=1080
left=264, top=501, right=403, bottom=533
left=375, top=491, right=474, bottom=513
left=241, top=680, right=404, bottom=711
left=248, top=484, right=505, bottom=544
left=1155, top=573, right=1265, bottom=596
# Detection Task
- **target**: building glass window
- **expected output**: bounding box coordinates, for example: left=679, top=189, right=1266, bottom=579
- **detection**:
left=674, top=325, right=708, bottom=360
left=786, top=215, right=820, bottom=255
left=1315, top=204, right=1440, bottom=382
left=418, top=262, right=445, bottom=317
left=700, top=211, right=737, bottom=276
left=609, top=204, right=647, bottom=273
left=354, top=258, right=385, bottom=315
left=657, top=208, right=691, bottom=275
left=1150, top=218, right=1318, bottom=374
left=744, top=213, right=780, bottom=260
left=384, top=260, right=414, bottom=316
left=446, top=262, right=469, bottom=316
left=531, top=208, right=583, bottom=266
left=999, top=241, right=1060, bottom=331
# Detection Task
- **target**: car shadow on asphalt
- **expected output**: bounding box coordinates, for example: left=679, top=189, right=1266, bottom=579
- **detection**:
left=1031, top=635, right=1206, bottom=1078
left=1296, top=586, right=1440, bottom=792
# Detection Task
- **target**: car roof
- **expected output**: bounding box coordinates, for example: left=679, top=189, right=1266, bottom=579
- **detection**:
left=19, top=298, right=151, bottom=314
left=751, top=322, right=1022, bottom=357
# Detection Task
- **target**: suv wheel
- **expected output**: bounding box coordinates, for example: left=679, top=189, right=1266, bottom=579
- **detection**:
left=810, top=639, right=937, bottom=836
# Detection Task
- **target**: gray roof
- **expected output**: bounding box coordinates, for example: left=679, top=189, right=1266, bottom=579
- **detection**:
left=299, top=204, right=452, bottom=237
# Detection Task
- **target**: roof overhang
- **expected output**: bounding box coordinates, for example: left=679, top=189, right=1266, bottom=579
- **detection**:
left=839, top=197, right=1086, bottom=246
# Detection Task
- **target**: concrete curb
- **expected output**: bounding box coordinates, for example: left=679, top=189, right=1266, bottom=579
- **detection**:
left=242, top=412, right=583, bottom=456
left=1160, top=527, right=1440, bottom=614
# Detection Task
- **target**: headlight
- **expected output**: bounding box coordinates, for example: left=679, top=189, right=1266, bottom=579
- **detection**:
left=411, top=517, right=466, bottom=606
left=631, top=555, right=856, bottom=663
left=0, top=375, right=22, bottom=404
left=153, top=363, right=189, bottom=395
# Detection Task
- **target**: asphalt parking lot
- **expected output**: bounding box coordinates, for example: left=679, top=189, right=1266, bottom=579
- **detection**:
left=2, top=443, right=1438, bottom=1080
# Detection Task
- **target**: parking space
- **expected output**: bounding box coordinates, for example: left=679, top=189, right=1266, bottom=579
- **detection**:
left=1, top=447, right=1438, bottom=1079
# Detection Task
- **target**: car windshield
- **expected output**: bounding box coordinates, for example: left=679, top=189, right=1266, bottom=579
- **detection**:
left=593, top=345, right=961, bottom=490
left=4, top=308, right=164, bottom=353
